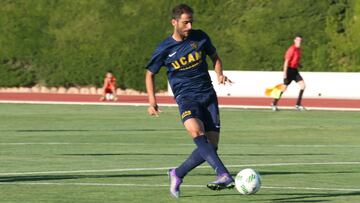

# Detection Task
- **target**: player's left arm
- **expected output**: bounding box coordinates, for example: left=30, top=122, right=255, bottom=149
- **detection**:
left=110, top=79, right=118, bottom=99
left=210, top=53, right=232, bottom=85
left=145, top=70, right=161, bottom=116
left=111, top=79, right=117, bottom=91
left=102, top=78, right=109, bottom=95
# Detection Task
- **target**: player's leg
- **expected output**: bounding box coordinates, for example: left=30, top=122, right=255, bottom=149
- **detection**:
left=100, top=90, right=106, bottom=101
left=271, top=84, right=288, bottom=111
left=201, top=97, right=234, bottom=190
left=204, top=131, right=233, bottom=190
left=168, top=100, right=202, bottom=198
left=169, top=96, right=232, bottom=198
left=295, top=79, right=306, bottom=110
left=206, top=131, right=219, bottom=148
left=111, top=88, right=118, bottom=101
left=294, top=70, right=306, bottom=110
left=168, top=118, right=206, bottom=198
left=101, top=89, right=112, bottom=101
left=183, top=118, right=232, bottom=181
left=173, top=118, right=205, bottom=178
left=174, top=132, right=218, bottom=179
left=272, top=69, right=294, bottom=110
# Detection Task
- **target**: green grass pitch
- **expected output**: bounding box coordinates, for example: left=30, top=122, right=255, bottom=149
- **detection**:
left=0, top=103, right=359, bottom=203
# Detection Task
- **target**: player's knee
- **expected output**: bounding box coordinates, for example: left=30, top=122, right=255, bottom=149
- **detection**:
left=185, top=124, right=204, bottom=137
left=184, top=118, right=205, bottom=137
left=300, top=84, right=306, bottom=90
left=189, top=131, right=205, bottom=138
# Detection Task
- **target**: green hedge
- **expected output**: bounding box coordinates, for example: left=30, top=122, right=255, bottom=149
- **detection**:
left=0, top=0, right=359, bottom=91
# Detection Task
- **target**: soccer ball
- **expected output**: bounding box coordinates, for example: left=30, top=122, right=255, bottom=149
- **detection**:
left=105, top=93, right=114, bottom=101
left=235, top=168, right=261, bottom=195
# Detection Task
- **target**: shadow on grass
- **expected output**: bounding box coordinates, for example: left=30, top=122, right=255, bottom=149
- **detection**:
left=181, top=193, right=240, bottom=198
left=2, top=170, right=356, bottom=183
left=261, top=191, right=360, bottom=202
left=183, top=191, right=360, bottom=202
left=60, top=153, right=333, bottom=156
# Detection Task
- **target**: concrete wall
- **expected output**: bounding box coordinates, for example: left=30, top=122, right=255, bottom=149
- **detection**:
left=169, top=71, right=360, bottom=99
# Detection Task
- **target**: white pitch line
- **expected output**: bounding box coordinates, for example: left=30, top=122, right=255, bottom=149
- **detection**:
left=228, top=161, right=360, bottom=168
left=0, top=182, right=359, bottom=192
left=1, top=100, right=360, bottom=111
left=0, top=162, right=359, bottom=176
left=0, top=167, right=173, bottom=176
left=0, top=182, right=175, bottom=188
left=0, top=100, right=177, bottom=107
left=0, top=182, right=203, bottom=188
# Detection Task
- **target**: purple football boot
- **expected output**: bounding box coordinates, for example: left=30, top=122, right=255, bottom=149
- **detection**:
left=167, top=168, right=183, bottom=198
left=207, top=173, right=235, bottom=190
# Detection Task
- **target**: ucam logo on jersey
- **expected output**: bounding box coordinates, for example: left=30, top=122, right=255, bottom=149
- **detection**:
left=171, top=51, right=202, bottom=70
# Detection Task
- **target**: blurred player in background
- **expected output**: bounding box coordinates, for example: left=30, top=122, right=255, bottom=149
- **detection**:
left=271, top=35, right=306, bottom=111
left=100, top=71, right=118, bottom=101
left=145, top=4, right=234, bottom=198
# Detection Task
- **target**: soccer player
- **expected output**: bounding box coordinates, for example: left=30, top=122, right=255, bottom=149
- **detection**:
left=100, top=71, right=118, bottom=101
left=145, top=4, right=234, bottom=198
left=271, top=35, right=306, bottom=111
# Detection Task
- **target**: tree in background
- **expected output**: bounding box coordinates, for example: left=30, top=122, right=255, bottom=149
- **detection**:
left=0, top=0, right=359, bottom=90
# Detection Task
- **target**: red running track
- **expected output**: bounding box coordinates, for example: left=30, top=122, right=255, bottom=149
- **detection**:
left=0, top=92, right=359, bottom=110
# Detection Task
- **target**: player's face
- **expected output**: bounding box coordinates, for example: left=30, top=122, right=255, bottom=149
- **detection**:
left=106, top=73, right=113, bottom=78
left=294, top=37, right=302, bottom=48
left=173, top=13, right=193, bottom=39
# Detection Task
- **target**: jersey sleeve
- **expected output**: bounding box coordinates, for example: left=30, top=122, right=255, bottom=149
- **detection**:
left=285, top=46, right=294, bottom=60
left=146, top=47, right=166, bottom=74
left=202, top=31, right=216, bottom=56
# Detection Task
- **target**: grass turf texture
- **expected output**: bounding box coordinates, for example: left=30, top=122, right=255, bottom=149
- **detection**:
left=0, top=104, right=359, bottom=203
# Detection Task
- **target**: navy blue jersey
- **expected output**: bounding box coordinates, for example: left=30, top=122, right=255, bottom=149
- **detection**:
left=146, top=29, right=216, bottom=98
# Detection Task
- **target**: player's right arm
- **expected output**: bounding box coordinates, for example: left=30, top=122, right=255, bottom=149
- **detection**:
left=283, top=46, right=293, bottom=82
left=283, top=59, right=289, bottom=80
left=145, top=70, right=160, bottom=116
left=100, top=78, right=107, bottom=101
left=102, top=77, right=110, bottom=91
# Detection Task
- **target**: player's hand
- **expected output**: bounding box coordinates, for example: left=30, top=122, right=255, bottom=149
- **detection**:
left=218, top=75, right=233, bottom=85
left=148, top=105, right=161, bottom=117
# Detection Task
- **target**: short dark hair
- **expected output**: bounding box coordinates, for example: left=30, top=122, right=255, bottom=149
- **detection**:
left=172, top=4, right=193, bottom=20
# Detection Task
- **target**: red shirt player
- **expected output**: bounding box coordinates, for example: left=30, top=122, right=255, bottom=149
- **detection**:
left=100, top=71, right=118, bottom=101
left=271, top=35, right=306, bottom=111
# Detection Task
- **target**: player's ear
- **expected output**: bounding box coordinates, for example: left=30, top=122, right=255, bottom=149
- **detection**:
left=171, top=19, right=177, bottom=26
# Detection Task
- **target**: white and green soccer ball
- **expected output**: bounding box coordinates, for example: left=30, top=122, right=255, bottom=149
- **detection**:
left=235, top=168, right=261, bottom=195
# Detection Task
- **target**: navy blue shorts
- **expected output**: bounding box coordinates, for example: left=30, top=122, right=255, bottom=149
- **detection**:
left=176, top=91, right=220, bottom=132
